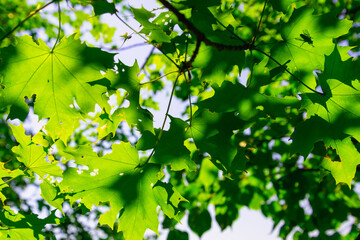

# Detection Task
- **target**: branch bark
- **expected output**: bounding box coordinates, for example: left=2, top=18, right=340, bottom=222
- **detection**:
left=158, top=0, right=252, bottom=52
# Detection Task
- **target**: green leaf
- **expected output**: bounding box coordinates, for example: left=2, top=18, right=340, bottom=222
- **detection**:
left=132, top=7, right=171, bottom=43
left=188, top=109, right=246, bottom=174
left=193, top=44, right=245, bottom=87
left=297, top=47, right=360, bottom=186
left=269, top=0, right=297, bottom=13
left=40, top=177, right=64, bottom=215
left=91, top=0, right=116, bottom=16
left=0, top=162, right=24, bottom=204
left=172, top=0, right=221, bottom=8
left=60, top=142, right=185, bottom=240
left=301, top=46, right=360, bottom=142
left=9, top=123, right=62, bottom=178
left=97, top=61, right=154, bottom=139
left=0, top=35, right=114, bottom=142
left=0, top=206, right=59, bottom=240
left=153, top=181, right=187, bottom=222
left=198, top=158, right=218, bottom=190
left=215, top=203, right=239, bottom=230
left=268, top=7, right=352, bottom=87
left=321, top=137, right=360, bottom=187
left=131, top=7, right=156, bottom=30
left=105, top=61, right=141, bottom=105
left=167, top=229, right=189, bottom=240
left=152, top=117, right=197, bottom=171
left=188, top=207, right=211, bottom=237
left=291, top=116, right=360, bottom=186
left=198, top=81, right=300, bottom=120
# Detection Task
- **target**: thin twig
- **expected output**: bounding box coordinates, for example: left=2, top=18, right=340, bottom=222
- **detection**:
left=158, top=0, right=251, bottom=51
left=0, top=177, right=15, bottom=187
left=140, top=73, right=181, bottom=167
left=266, top=167, right=320, bottom=179
left=251, top=0, right=268, bottom=46
left=183, top=72, right=193, bottom=126
left=247, top=50, right=255, bottom=88
left=139, top=70, right=178, bottom=85
left=214, top=18, right=247, bottom=44
left=99, top=43, right=149, bottom=52
left=184, top=35, right=193, bottom=126
left=254, top=48, right=321, bottom=94
left=0, top=0, right=56, bottom=43
left=141, top=46, right=155, bottom=70
left=114, top=12, right=179, bottom=68
left=0, top=166, right=26, bottom=187
left=51, top=1, right=62, bottom=52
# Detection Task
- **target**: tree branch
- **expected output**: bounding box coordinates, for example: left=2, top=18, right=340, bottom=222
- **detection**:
left=0, top=0, right=56, bottom=43
left=51, top=1, right=62, bottom=52
left=140, top=73, right=181, bottom=167
left=158, top=0, right=252, bottom=51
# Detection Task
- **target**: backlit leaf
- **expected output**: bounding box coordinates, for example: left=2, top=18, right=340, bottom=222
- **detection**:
left=60, top=142, right=185, bottom=240
left=0, top=35, right=114, bottom=142
left=9, top=123, right=62, bottom=178
left=0, top=162, right=23, bottom=203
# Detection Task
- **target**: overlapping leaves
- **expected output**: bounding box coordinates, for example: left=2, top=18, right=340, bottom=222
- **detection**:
left=9, top=124, right=62, bottom=178
left=268, top=7, right=352, bottom=89
left=60, top=142, right=185, bottom=240
left=292, top=47, right=360, bottom=186
left=0, top=206, right=59, bottom=240
left=1, top=0, right=360, bottom=239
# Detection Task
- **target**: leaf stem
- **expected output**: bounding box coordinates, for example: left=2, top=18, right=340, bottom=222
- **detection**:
left=254, top=48, right=321, bottom=94
left=214, top=18, right=247, bottom=44
left=140, top=73, right=181, bottom=167
left=184, top=35, right=193, bottom=126
left=0, top=174, right=22, bottom=187
left=51, top=1, right=62, bottom=52
left=114, top=12, right=179, bottom=68
left=139, top=70, right=179, bottom=85
left=141, top=46, right=155, bottom=70
left=251, top=0, right=268, bottom=46
left=158, top=0, right=251, bottom=51
left=99, top=43, right=149, bottom=52
left=183, top=72, right=193, bottom=126
left=247, top=50, right=255, bottom=88
left=0, top=0, right=56, bottom=43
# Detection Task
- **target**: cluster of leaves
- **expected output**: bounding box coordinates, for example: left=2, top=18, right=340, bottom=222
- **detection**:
left=1, top=0, right=360, bottom=239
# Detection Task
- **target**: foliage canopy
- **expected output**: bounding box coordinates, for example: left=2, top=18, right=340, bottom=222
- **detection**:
left=1, top=0, right=360, bottom=239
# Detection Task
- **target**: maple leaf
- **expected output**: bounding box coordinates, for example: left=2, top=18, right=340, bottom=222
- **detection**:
left=293, top=47, right=360, bottom=186
left=0, top=162, right=24, bottom=204
left=149, top=117, right=197, bottom=171
left=91, top=0, right=116, bottom=16
left=40, top=177, right=64, bottom=215
left=267, top=7, right=352, bottom=89
left=197, top=81, right=300, bottom=120
left=94, top=61, right=155, bottom=139
left=9, top=123, right=62, bottom=178
left=301, top=46, right=360, bottom=141
left=188, top=109, right=247, bottom=175
left=0, top=35, right=114, bottom=142
left=60, top=142, right=185, bottom=240
left=132, top=7, right=171, bottom=43
left=291, top=116, right=360, bottom=187
left=193, top=44, right=245, bottom=87
left=0, top=206, right=59, bottom=239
